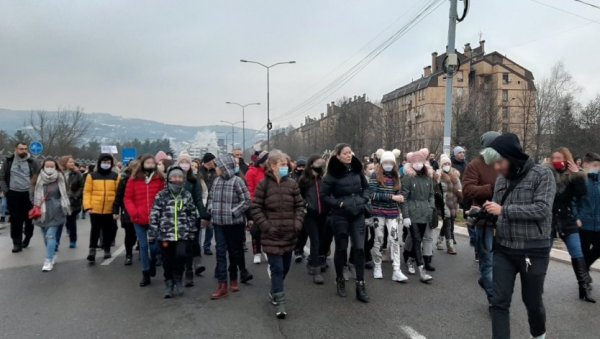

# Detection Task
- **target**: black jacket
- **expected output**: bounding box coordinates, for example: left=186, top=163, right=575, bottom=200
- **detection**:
left=299, top=174, right=326, bottom=216
left=112, top=174, right=131, bottom=225
left=66, top=170, right=84, bottom=213
left=321, top=155, right=369, bottom=218
left=548, top=166, right=587, bottom=236
left=0, top=154, right=39, bottom=193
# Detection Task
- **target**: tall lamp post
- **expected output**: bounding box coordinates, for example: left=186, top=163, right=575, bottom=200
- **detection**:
left=225, top=101, right=261, bottom=155
left=240, top=59, right=296, bottom=150
left=220, top=120, right=243, bottom=152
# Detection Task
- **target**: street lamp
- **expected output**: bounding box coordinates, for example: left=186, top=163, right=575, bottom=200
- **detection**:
left=225, top=101, right=261, bottom=154
left=220, top=120, right=243, bottom=151
left=240, top=59, right=296, bottom=150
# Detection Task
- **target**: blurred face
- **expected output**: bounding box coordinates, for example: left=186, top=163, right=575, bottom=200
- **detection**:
left=583, top=161, right=600, bottom=173
left=179, top=159, right=191, bottom=172
left=493, top=158, right=511, bottom=177
left=576, top=159, right=582, bottom=166
left=204, top=160, right=216, bottom=170
left=157, top=161, right=166, bottom=174
left=100, top=160, right=112, bottom=170
left=429, top=154, right=435, bottom=160
left=381, top=161, right=395, bottom=172
left=271, top=159, right=288, bottom=177
left=66, top=158, right=76, bottom=170
left=169, top=174, right=184, bottom=185
left=143, top=158, right=156, bottom=171
left=233, top=150, right=243, bottom=159
left=337, top=147, right=353, bottom=165
left=191, top=162, right=199, bottom=173
left=44, top=161, right=56, bottom=170
left=366, top=163, right=375, bottom=174
left=551, top=152, right=565, bottom=163
left=15, top=144, right=28, bottom=158
left=456, top=151, right=465, bottom=161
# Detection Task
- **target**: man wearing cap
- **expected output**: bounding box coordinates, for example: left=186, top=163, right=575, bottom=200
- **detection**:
left=481, top=133, right=555, bottom=339
left=199, top=153, right=217, bottom=255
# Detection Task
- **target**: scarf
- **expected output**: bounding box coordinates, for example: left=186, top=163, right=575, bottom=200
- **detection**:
left=34, top=170, right=71, bottom=223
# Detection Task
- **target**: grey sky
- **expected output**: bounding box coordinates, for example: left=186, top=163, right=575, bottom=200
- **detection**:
left=1, top=0, right=599, bottom=132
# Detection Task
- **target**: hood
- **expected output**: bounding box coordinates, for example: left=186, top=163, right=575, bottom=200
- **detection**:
left=96, top=154, right=114, bottom=173
left=489, top=133, right=531, bottom=178
left=215, top=154, right=237, bottom=180
left=326, top=155, right=362, bottom=178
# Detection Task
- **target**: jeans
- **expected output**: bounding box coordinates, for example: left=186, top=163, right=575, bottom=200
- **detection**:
left=134, top=225, right=158, bottom=272
left=268, top=252, right=292, bottom=294
left=331, top=214, right=365, bottom=281
left=41, top=226, right=59, bottom=260
left=203, top=223, right=214, bottom=251
left=214, top=224, right=245, bottom=282
left=475, top=226, right=494, bottom=302
left=561, top=232, right=584, bottom=259
left=580, top=229, right=600, bottom=269
left=7, top=190, right=34, bottom=246
left=490, top=247, right=549, bottom=339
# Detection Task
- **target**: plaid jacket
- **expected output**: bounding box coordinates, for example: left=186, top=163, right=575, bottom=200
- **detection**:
left=207, top=155, right=251, bottom=226
left=493, top=163, right=556, bottom=250
left=149, top=188, right=199, bottom=242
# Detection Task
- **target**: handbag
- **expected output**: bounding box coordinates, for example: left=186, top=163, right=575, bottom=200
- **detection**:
left=29, top=192, right=49, bottom=220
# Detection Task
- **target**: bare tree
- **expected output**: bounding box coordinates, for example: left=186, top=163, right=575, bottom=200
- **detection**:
left=28, top=107, right=91, bottom=156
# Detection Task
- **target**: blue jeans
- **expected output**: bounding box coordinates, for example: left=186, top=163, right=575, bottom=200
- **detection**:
left=268, top=252, right=292, bottom=294
left=475, top=226, right=494, bottom=303
left=134, top=225, right=158, bottom=272
left=562, top=232, right=584, bottom=259
left=41, top=226, right=59, bottom=260
left=203, top=223, right=214, bottom=251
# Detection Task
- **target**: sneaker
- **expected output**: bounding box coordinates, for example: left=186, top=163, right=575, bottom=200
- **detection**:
left=124, top=255, right=133, bottom=266
left=392, top=269, right=409, bottom=283
left=69, top=241, right=77, bottom=249
left=436, top=236, right=445, bottom=250
left=294, top=250, right=304, bottom=263
left=373, top=265, right=383, bottom=279
left=253, top=253, right=262, bottom=264
left=407, top=258, right=416, bottom=275
left=42, top=259, right=53, bottom=272
left=51, top=254, right=57, bottom=265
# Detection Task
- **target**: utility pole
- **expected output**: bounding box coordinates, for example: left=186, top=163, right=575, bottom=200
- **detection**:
left=226, top=101, right=260, bottom=156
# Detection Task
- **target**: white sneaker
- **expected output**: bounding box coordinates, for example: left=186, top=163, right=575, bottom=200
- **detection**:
left=42, top=259, right=53, bottom=272
left=253, top=253, right=262, bottom=264
left=392, top=269, right=409, bottom=283
left=373, top=265, right=383, bottom=279
left=418, top=265, right=433, bottom=283
left=51, top=254, right=57, bottom=265
left=407, top=258, right=416, bottom=275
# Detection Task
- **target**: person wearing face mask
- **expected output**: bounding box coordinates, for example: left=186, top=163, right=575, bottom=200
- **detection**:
left=112, top=160, right=139, bottom=266
left=401, top=148, right=436, bottom=283
left=0, top=142, right=39, bottom=253
left=176, top=151, right=209, bottom=287
left=208, top=154, right=251, bottom=300
left=297, top=155, right=328, bottom=284
left=369, top=149, right=408, bottom=282
left=199, top=152, right=218, bottom=255
left=574, top=152, right=600, bottom=296
left=245, top=151, right=269, bottom=264
left=83, top=154, right=121, bottom=263
left=124, top=154, right=165, bottom=286
left=32, top=159, right=71, bottom=272
left=150, top=166, right=199, bottom=299
left=251, top=150, right=305, bottom=319
left=546, top=147, right=593, bottom=302
left=321, top=143, right=371, bottom=303
left=435, top=154, right=463, bottom=255
left=57, top=155, right=84, bottom=249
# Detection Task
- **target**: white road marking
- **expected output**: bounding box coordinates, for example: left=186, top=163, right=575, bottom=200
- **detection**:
left=100, top=245, right=125, bottom=266
left=400, top=326, right=427, bottom=339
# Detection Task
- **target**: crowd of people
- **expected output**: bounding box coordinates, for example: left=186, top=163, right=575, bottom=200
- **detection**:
left=1, top=133, right=599, bottom=337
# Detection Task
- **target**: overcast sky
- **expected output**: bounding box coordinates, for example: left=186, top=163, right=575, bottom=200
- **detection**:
left=1, top=0, right=599, bottom=132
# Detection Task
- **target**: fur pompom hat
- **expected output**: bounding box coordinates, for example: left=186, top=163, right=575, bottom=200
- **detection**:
left=406, top=148, right=429, bottom=164
left=376, top=149, right=401, bottom=164
left=439, top=154, right=451, bottom=166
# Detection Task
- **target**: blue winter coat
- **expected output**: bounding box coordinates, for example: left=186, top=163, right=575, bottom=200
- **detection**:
left=573, top=173, right=600, bottom=233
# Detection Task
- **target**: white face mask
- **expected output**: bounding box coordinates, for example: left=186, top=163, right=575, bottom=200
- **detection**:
left=382, top=164, right=394, bottom=172
left=44, top=168, right=56, bottom=176
left=412, top=162, right=424, bottom=171
left=442, top=165, right=451, bottom=173
left=367, top=169, right=375, bottom=176
left=100, top=163, right=111, bottom=170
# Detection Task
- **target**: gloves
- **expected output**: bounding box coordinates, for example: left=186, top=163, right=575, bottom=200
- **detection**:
left=403, top=218, right=411, bottom=228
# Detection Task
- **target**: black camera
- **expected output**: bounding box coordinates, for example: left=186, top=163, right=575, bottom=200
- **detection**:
left=468, top=207, right=498, bottom=228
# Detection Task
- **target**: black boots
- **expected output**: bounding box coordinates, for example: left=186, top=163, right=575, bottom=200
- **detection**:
left=241, top=269, right=254, bottom=284
left=87, top=248, right=96, bottom=263
left=140, top=271, right=151, bottom=287
left=336, top=277, right=347, bottom=297
left=164, top=280, right=174, bottom=299
left=173, top=275, right=184, bottom=297
left=572, top=258, right=595, bottom=303
left=355, top=281, right=370, bottom=303
left=12, top=243, right=22, bottom=253
left=124, top=254, right=133, bottom=266
left=185, top=270, right=194, bottom=287
left=424, top=256, right=436, bottom=271
left=149, top=259, right=157, bottom=277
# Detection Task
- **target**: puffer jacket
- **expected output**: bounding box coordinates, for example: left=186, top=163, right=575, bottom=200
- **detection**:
left=547, top=165, right=587, bottom=236
left=245, top=165, right=267, bottom=200
left=83, top=154, right=120, bottom=214
left=207, top=154, right=250, bottom=226
left=251, top=172, right=305, bottom=255
left=124, top=172, right=165, bottom=226
left=401, top=164, right=436, bottom=224
left=435, top=168, right=463, bottom=218
left=149, top=187, right=199, bottom=241
left=321, top=155, right=370, bottom=218
left=573, top=173, right=600, bottom=232
left=299, top=174, right=326, bottom=217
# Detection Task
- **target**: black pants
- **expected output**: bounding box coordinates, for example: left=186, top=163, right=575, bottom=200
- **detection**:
left=214, top=224, right=246, bottom=282
left=163, top=240, right=191, bottom=281
left=7, top=190, right=33, bottom=246
left=295, top=221, right=309, bottom=254
left=365, top=223, right=375, bottom=263
left=89, top=214, right=117, bottom=250
left=580, top=229, right=600, bottom=269
left=122, top=221, right=137, bottom=256
left=303, top=214, right=326, bottom=267
left=65, top=212, right=79, bottom=243
left=440, top=217, right=456, bottom=240
left=185, top=229, right=202, bottom=274
left=319, top=218, right=334, bottom=258
left=251, top=227, right=262, bottom=255
left=331, top=214, right=365, bottom=281
left=490, top=247, right=549, bottom=339
left=409, top=223, right=428, bottom=266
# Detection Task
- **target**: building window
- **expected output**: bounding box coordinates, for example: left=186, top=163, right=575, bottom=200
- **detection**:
left=456, top=71, right=464, bottom=82
left=502, top=90, right=509, bottom=102
left=502, top=107, right=509, bottom=120
left=503, top=73, right=510, bottom=84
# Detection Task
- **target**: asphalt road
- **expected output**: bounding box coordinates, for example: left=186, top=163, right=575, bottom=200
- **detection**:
left=0, top=219, right=598, bottom=339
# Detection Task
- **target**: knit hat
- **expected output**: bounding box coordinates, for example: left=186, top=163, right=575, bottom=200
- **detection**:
left=178, top=151, right=191, bottom=163
left=255, top=151, right=269, bottom=166
left=480, top=131, right=501, bottom=148
left=155, top=151, right=168, bottom=163
left=439, top=154, right=451, bottom=165
left=296, top=157, right=307, bottom=167
left=406, top=148, right=429, bottom=164
left=453, top=146, right=465, bottom=157
left=167, top=167, right=185, bottom=181
left=488, top=133, right=529, bottom=170
left=377, top=149, right=401, bottom=164
left=202, top=152, right=216, bottom=163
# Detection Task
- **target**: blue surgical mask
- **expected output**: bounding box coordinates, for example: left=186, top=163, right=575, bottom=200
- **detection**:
left=278, top=167, right=289, bottom=177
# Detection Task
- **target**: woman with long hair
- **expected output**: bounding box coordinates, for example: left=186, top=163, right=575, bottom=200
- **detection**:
left=435, top=154, right=463, bottom=255
left=112, top=160, right=139, bottom=265
left=57, top=155, right=84, bottom=249
left=32, top=158, right=71, bottom=271
left=547, top=147, right=594, bottom=302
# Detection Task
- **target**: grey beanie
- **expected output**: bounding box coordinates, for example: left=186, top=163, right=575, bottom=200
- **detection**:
left=480, top=131, right=501, bottom=148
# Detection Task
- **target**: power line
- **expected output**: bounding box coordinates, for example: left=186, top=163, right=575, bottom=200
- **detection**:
left=530, top=0, right=600, bottom=24
left=574, top=0, right=600, bottom=10
left=271, top=0, right=445, bottom=124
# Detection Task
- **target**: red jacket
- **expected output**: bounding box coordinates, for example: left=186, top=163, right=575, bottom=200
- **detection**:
left=246, top=165, right=266, bottom=200
left=124, top=174, right=165, bottom=226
